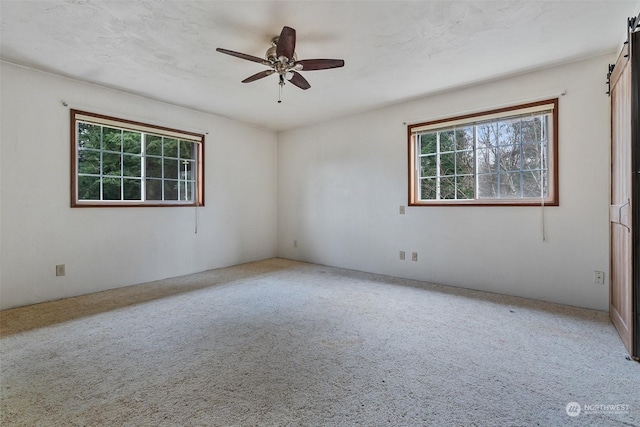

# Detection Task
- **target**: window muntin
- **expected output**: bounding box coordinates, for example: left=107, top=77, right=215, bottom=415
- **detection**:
left=72, top=110, right=204, bottom=207
left=408, top=99, right=558, bottom=206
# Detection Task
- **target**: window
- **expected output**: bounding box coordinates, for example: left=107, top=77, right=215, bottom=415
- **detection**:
left=408, top=99, right=558, bottom=206
left=71, top=110, right=204, bottom=207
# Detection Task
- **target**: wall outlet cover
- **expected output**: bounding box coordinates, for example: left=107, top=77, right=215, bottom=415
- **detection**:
left=593, top=271, right=605, bottom=285
left=56, top=264, right=65, bottom=276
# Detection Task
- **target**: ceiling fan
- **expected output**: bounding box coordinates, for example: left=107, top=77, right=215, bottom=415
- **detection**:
left=216, top=26, right=344, bottom=101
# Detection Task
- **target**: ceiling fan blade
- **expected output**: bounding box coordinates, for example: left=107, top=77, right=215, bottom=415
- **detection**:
left=216, top=48, right=267, bottom=65
left=289, top=71, right=310, bottom=90
left=295, top=59, right=345, bottom=71
left=276, top=26, right=296, bottom=59
left=242, top=69, right=275, bottom=83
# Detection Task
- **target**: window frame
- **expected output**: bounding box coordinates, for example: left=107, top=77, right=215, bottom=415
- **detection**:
left=70, top=109, right=205, bottom=207
left=408, top=99, right=558, bottom=207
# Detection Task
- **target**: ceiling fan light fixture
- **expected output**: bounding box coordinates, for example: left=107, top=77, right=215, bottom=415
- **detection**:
left=216, top=25, right=345, bottom=95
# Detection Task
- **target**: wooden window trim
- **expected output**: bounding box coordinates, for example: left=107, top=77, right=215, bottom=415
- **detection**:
left=407, top=99, right=559, bottom=207
left=70, top=109, right=205, bottom=207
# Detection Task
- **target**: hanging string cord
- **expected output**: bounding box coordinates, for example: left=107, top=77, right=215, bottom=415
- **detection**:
left=540, top=179, right=546, bottom=241
left=540, top=118, right=547, bottom=242
left=194, top=185, right=199, bottom=234
left=194, top=203, right=198, bottom=234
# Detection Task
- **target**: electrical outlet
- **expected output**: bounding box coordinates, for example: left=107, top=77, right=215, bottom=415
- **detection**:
left=399, top=251, right=405, bottom=260
left=294, top=240, right=298, bottom=248
left=399, top=205, right=405, bottom=215
left=593, top=271, right=605, bottom=285
left=56, top=264, right=65, bottom=277
left=411, top=252, right=418, bottom=262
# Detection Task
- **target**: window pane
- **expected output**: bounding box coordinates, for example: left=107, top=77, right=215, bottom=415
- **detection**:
left=181, top=160, right=195, bottom=180
left=78, top=175, right=100, bottom=200
left=164, top=180, right=178, bottom=201
left=123, top=154, right=141, bottom=177
left=478, top=174, right=498, bottom=199
left=103, top=177, right=122, bottom=200
left=455, top=127, right=474, bottom=151
left=456, top=175, right=474, bottom=199
left=180, top=181, right=194, bottom=201
left=146, top=157, right=162, bottom=178
left=146, top=135, right=162, bottom=156
left=477, top=123, right=498, bottom=147
left=123, top=179, right=141, bottom=200
left=102, top=152, right=121, bottom=176
left=476, top=148, right=497, bottom=173
left=523, top=171, right=546, bottom=198
left=164, top=138, right=178, bottom=158
left=522, top=143, right=543, bottom=170
left=78, top=149, right=101, bottom=174
left=103, top=127, right=122, bottom=152
left=421, top=178, right=436, bottom=200
left=500, top=172, right=522, bottom=198
left=521, top=117, right=543, bottom=143
left=78, top=123, right=101, bottom=149
left=420, top=133, right=437, bottom=155
left=164, top=159, right=179, bottom=180
left=420, top=155, right=437, bottom=177
left=498, top=118, right=519, bottom=146
left=440, top=152, right=455, bottom=176
left=179, top=141, right=195, bottom=160
left=456, top=151, right=474, bottom=175
left=440, top=176, right=456, bottom=199
left=440, top=130, right=454, bottom=152
left=146, top=179, right=162, bottom=200
left=498, top=145, right=521, bottom=172
left=123, top=131, right=141, bottom=154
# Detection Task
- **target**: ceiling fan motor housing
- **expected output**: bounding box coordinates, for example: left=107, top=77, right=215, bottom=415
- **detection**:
left=266, top=38, right=298, bottom=75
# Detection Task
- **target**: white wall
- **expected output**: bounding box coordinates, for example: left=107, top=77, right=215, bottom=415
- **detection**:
left=277, top=54, right=613, bottom=311
left=0, top=62, right=278, bottom=310
left=0, top=54, right=616, bottom=312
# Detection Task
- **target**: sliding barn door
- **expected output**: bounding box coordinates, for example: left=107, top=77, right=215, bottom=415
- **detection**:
left=632, top=30, right=640, bottom=359
left=610, top=29, right=639, bottom=359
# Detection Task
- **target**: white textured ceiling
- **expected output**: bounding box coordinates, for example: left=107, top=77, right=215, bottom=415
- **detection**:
left=1, top=1, right=638, bottom=131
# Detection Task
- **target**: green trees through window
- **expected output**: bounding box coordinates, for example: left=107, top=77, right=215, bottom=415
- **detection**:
left=409, top=99, right=558, bottom=206
left=72, top=110, right=204, bottom=207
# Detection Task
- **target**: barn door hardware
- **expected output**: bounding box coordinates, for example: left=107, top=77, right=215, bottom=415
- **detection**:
left=607, top=14, right=640, bottom=96
left=625, top=14, right=640, bottom=59
left=619, top=198, right=632, bottom=233
left=607, top=63, right=616, bottom=95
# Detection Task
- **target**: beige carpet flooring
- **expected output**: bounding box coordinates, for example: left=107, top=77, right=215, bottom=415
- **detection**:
left=1, top=258, right=638, bottom=426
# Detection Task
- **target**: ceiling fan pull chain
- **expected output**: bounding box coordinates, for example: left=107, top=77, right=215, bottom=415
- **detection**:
left=278, top=74, right=286, bottom=103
